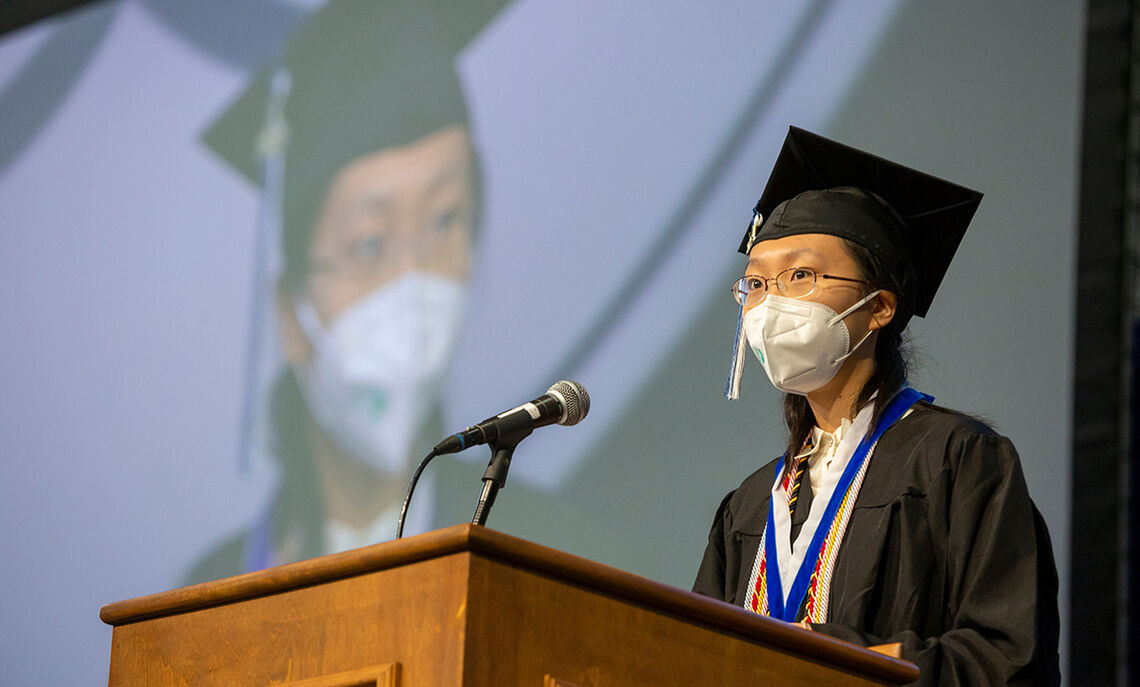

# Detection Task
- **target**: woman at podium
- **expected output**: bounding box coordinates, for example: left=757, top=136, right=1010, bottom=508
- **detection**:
left=693, top=127, right=1060, bottom=686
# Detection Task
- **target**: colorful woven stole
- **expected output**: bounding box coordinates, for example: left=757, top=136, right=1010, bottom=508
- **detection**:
left=743, top=388, right=931, bottom=623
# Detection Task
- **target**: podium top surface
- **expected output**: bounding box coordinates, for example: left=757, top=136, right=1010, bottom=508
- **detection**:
left=100, top=524, right=918, bottom=684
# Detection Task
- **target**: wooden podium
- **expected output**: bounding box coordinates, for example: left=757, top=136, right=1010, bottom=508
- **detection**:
left=100, top=524, right=918, bottom=686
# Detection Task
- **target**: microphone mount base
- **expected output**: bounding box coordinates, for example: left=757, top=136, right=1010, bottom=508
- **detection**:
left=471, top=439, right=520, bottom=527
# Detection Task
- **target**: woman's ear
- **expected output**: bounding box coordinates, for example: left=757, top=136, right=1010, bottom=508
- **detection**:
left=868, top=290, right=897, bottom=331
left=277, top=284, right=312, bottom=366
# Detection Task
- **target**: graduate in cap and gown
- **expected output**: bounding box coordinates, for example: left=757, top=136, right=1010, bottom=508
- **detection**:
left=692, top=127, right=1060, bottom=686
left=185, top=0, right=506, bottom=583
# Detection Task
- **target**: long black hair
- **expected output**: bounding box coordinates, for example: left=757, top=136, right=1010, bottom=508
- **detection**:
left=781, top=238, right=913, bottom=458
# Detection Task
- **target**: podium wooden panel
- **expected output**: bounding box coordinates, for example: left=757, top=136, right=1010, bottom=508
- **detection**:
left=101, top=524, right=918, bottom=686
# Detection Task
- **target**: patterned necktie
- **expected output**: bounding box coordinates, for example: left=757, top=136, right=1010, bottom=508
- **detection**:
left=788, top=457, right=813, bottom=544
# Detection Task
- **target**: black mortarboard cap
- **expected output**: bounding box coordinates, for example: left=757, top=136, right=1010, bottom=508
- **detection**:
left=738, top=126, right=983, bottom=319
left=202, top=0, right=506, bottom=277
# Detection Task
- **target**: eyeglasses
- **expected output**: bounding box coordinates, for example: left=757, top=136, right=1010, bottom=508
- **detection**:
left=730, top=267, right=871, bottom=305
left=306, top=207, right=471, bottom=282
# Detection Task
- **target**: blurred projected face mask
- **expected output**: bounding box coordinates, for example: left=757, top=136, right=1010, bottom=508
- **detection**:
left=742, top=290, right=880, bottom=395
left=294, top=272, right=465, bottom=474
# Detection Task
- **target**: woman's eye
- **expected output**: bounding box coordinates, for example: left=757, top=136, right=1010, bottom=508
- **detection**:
left=430, top=205, right=468, bottom=236
left=789, top=268, right=811, bottom=281
left=351, top=235, right=383, bottom=261
left=746, top=277, right=765, bottom=290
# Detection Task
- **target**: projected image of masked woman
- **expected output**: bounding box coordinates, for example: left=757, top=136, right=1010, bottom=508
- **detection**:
left=694, top=127, right=1060, bottom=685
left=187, top=0, right=503, bottom=581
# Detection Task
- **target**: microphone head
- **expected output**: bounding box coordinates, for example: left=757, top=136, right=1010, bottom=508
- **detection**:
left=548, top=380, right=590, bottom=426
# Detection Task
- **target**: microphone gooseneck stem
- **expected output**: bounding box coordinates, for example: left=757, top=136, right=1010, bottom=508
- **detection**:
left=470, top=480, right=498, bottom=527
left=471, top=442, right=518, bottom=527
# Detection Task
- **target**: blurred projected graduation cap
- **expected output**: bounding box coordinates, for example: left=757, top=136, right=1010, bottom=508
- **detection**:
left=204, top=0, right=507, bottom=280
left=202, top=0, right=507, bottom=471
left=725, top=125, right=983, bottom=398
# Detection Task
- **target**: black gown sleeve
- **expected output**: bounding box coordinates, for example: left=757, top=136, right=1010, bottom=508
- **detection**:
left=692, top=491, right=735, bottom=600
left=811, top=431, right=1060, bottom=686
left=693, top=461, right=775, bottom=606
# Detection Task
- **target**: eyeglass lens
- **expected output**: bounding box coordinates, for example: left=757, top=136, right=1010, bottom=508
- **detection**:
left=732, top=268, right=818, bottom=304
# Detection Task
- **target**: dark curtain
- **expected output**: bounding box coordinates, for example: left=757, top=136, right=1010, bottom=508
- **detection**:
left=1072, top=1, right=1136, bottom=685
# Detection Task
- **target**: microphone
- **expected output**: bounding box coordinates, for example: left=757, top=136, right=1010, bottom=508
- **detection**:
left=434, top=380, right=590, bottom=454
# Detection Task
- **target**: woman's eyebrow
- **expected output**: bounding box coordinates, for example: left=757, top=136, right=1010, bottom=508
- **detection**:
left=326, top=192, right=393, bottom=230
left=427, top=165, right=467, bottom=196
left=747, top=248, right=820, bottom=270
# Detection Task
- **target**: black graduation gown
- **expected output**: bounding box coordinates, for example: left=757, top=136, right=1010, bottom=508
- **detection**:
left=693, top=402, right=1060, bottom=686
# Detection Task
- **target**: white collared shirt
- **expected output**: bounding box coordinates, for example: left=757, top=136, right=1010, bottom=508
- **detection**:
left=769, top=403, right=876, bottom=605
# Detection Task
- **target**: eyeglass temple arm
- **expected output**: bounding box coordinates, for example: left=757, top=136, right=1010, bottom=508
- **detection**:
left=820, top=274, right=871, bottom=285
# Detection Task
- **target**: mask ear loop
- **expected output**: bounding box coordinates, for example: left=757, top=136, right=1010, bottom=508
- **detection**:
left=725, top=299, right=748, bottom=400
left=826, top=288, right=882, bottom=327
left=828, top=289, right=882, bottom=365
left=292, top=296, right=327, bottom=346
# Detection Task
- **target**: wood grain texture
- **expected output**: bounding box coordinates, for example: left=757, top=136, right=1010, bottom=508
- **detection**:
left=273, top=663, right=399, bottom=687
left=101, top=526, right=478, bottom=625
left=102, top=524, right=918, bottom=686
left=462, top=552, right=897, bottom=686
left=107, top=555, right=466, bottom=686
left=869, top=643, right=903, bottom=659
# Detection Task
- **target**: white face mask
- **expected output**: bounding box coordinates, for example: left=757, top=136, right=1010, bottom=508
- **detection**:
left=293, top=272, right=466, bottom=474
left=742, top=290, right=880, bottom=394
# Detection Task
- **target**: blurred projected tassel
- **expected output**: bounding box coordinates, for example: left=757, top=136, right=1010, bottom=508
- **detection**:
left=237, top=67, right=292, bottom=474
